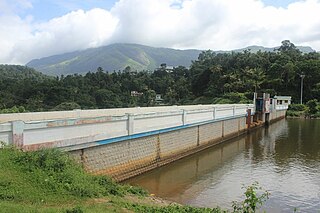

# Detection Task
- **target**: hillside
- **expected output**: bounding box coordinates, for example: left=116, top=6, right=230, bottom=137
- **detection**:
left=26, top=43, right=315, bottom=76
left=0, top=64, right=48, bottom=80
left=26, top=43, right=202, bottom=76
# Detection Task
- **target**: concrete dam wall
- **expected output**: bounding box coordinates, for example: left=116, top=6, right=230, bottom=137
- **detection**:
left=0, top=104, right=287, bottom=181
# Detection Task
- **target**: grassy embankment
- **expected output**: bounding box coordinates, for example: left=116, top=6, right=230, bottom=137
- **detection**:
left=0, top=145, right=270, bottom=212
left=0, top=146, right=228, bottom=213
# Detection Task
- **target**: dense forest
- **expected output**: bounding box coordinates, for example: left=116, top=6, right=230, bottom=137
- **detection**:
left=1, top=40, right=320, bottom=113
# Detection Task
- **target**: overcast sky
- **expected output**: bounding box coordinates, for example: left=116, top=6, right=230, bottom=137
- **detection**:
left=1, top=0, right=320, bottom=64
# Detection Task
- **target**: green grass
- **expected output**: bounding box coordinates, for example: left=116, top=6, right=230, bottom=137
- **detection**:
left=0, top=146, right=270, bottom=212
left=0, top=147, right=149, bottom=212
left=0, top=147, right=227, bottom=213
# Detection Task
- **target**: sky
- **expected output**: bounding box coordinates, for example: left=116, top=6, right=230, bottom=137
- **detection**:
left=1, top=0, right=320, bottom=64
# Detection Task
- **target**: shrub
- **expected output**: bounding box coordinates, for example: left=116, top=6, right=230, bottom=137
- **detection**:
left=288, top=104, right=306, bottom=112
left=232, top=182, right=269, bottom=213
left=0, top=106, right=26, bottom=114
left=306, top=99, right=319, bottom=115
left=286, top=110, right=303, bottom=117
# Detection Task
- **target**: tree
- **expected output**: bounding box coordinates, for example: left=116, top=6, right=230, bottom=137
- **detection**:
left=277, top=40, right=302, bottom=60
left=306, top=99, right=318, bottom=115
left=53, top=102, right=81, bottom=111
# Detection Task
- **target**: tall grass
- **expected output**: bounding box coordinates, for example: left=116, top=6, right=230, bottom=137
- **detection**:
left=0, top=147, right=147, bottom=205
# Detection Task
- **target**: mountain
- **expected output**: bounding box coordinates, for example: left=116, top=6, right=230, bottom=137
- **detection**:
left=231, top=45, right=315, bottom=53
left=26, top=43, right=202, bottom=76
left=26, top=43, right=316, bottom=76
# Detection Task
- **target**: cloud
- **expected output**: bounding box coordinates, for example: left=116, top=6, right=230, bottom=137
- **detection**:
left=1, top=0, right=320, bottom=64
left=0, top=0, right=32, bottom=15
left=110, top=0, right=320, bottom=51
left=0, top=7, right=118, bottom=64
left=11, top=8, right=118, bottom=63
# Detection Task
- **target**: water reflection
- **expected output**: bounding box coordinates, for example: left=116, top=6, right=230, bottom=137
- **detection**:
left=127, top=119, right=320, bottom=212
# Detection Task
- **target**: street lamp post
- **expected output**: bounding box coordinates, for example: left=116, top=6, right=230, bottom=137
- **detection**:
left=300, top=74, right=305, bottom=104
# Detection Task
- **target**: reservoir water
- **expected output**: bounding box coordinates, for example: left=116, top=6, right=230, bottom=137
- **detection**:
left=127, top=119, right=320, bottom=212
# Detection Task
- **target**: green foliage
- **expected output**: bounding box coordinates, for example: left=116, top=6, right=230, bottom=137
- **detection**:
left=0, top=147, right=273, bottom=212
left=306, top=99, right=319, bottom=115
left=122, top=184, right=149, bottom=196
left=0, top=180, right=15, bottom=201
left=119, top=202, right=223, bottom=213
left=286, top=110, right=304, bottom=117
left=0, top=147, right=148, bottom=204
left=53, top=102, right=81, bottom=111
left=65, top=206, right=84, bottom=213
left=286, top=104, right=307, bottom=117
left=222, top=93, right=251, bottom=104
left=288, top=104, right=307, bottom=112
left=232, top=182, right=270, bottom=213
left=0, top=106, right=26, bottom=114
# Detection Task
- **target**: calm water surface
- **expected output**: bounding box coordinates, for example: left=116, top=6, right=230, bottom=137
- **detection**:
left=127, top=119, right=320, bottom=212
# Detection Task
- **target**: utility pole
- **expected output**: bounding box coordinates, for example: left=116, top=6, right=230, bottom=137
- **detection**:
left=300, top=74, right=305, bottom=104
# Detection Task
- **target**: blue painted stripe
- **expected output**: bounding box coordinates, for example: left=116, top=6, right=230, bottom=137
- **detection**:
left=61, top=114, right=248, bottom=151
left=96, top=114, right=245, bottom=146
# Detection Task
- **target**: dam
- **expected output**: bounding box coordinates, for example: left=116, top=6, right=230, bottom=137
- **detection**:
left=0, top=93, right=290, bottom=181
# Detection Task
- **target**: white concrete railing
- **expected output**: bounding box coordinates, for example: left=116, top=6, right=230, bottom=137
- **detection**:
left=0, top=104, right=254, bottom=150
left=275, top=105, right=289, bottom=110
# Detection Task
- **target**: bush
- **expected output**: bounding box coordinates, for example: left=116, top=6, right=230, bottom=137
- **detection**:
left=306, top=99, right=319, bottom=115
left=288, top=104, right=306, bottom=112
left=286, top=110, right=303, bottom=117
left=0, top=106, right=26, bottom=114
left=232, top=182, right=269, bottom=213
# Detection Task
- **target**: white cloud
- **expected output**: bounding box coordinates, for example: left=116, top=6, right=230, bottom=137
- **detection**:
left=0, top=7, right=118, bottom=64
left=0, top=0, right=32, bottom=15
left=12, top=9, right=118, bottom=63
left=1, top=0, right=320, bottom=64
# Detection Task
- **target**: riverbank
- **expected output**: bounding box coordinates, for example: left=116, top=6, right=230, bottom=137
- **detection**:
left=0, top=146, right=231, bottom=212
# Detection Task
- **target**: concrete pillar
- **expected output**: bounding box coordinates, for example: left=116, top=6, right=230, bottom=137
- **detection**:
left=262, top=93, right=266, bottom=123
left=126, top=113, right=134, bottom=135
left=233, top=106, right=236, bottom=116
left=213, top=107, right=216, bottom=119
left=182, top=110, right=187, bottom=125
left=246, top=109, right=252, bottom=128
left=253, top=92, right=257, bottom=114
left=12, top=120, right=24, bottom=148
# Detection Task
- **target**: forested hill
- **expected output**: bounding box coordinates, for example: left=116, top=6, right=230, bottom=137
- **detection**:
left=26, top=43, right=202, bottom=76
left=0, top=64, right=48, bottom=80
left=1, top=41, right=320, bottom=113
left=26, top=43, right=315, bottom=76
